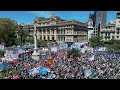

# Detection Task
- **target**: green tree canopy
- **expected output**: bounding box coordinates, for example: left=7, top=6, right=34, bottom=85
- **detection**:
left=0, top=18, right=18, bottom=46
left=89, top=36, right=104, bottom=48
left=17, top=24, right=29, bottom=45
left=106, top=39, right=120, bottom=52
left=26, top=38, right=48, bottom=47
left=67, top=48, right=80, bottom=58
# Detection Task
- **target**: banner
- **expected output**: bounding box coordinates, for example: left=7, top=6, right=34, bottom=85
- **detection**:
left=59, top=42, right=68, bottom=50
left=51, top=47, right=58, bottom=52
left=88, top=55, right=94, bottom=61
left=70, top=44, right=79, bottom=50
left=84, top=69, right=92, bottom=78
left=46, top=59, right=54, bottom=66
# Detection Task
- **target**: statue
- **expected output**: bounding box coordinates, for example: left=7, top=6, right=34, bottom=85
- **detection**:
left=32, top=26, right=40, bottom=60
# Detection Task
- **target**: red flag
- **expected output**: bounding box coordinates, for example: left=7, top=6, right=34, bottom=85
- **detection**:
left=13, top=75, right=19, bottom=79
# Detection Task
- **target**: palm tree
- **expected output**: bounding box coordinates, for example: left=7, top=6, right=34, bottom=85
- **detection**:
left=17, top=23, right=29, bottom=47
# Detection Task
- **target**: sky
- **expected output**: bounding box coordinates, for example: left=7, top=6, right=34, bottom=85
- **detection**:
left=0, top=11, right=116, bottom=24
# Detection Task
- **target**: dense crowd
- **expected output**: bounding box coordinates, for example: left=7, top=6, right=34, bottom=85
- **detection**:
left=0, top=45, right=120, bottom=79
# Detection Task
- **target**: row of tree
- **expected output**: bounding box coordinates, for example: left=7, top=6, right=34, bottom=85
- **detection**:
left=0, top=18, right=48, bottom=47
left=26, top=38, right=48, bottom=47
left=0, top=18, right=18, bottom=46
left=90, top=36, right=120, bottom=53
left=0, top=18, right=28, bottom=46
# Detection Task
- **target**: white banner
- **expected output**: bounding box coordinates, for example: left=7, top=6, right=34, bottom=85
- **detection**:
left=88, top=55, right=95, bottom=61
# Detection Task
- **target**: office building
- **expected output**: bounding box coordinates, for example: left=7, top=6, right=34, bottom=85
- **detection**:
left=96, top=11, right=107, bottom=27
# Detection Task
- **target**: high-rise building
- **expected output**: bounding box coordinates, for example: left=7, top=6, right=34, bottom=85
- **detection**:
left=95, top=11, right=107, bottom=27
left=89, top=11, right=96, bottom=27
left=116, top=11, right=120, bottom=19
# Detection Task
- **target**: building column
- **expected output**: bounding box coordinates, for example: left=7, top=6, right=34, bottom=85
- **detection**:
left=54, top=30, right=57, bottom=40
left=42, top=30, right=44, bottom=40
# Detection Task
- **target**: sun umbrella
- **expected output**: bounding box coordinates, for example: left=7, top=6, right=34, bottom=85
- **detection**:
left=39, top=67, right=48, bottom=75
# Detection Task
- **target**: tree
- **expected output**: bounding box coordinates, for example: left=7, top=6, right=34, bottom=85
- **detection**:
left=26, top=38, right=48, bottom=47
left=17, top=24, right=29, bottom=46
left=89, top=36, right=104, bottom=48
left=15, top=38, right=21, bottom=45
left=26, top=38, right=34, bottom=44
left=106, top=39, right=120, bottom=52
left=67, top=48, right=80, bottom=58
left=37, top=40, right=47, bottom=47
left=0, top=50, right=5, bottom=57
left=0, top=18, right=18, bottom=46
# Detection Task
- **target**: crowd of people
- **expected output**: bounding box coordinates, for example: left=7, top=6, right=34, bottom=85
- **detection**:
left=0, top=43, right=120, bottom=79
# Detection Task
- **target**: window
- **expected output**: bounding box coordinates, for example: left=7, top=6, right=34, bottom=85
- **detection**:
left=39, top=31, right=41, bottom=34
left=52, top=37, right=54, bottom=40
left=53, top=30, right=54, bottom=34
left=44, top=37, right=46, bottom=40
left=43, top=30, right=45, bottom=34
left=47, top=30, right=50, bottom=34
left=48, top=37, right=50, bottom=40
left=117, top=36, right=119, bottom=38
left=40, top=36, right=42, bottom=40
left=112, top=36, right=114, bottom=39
left=105, top=33, right=107, bottom=36
left=58, top=37, right=60, bottom=41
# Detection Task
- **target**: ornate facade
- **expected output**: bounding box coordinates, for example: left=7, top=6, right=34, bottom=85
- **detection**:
left=29, top=15, right=88, bottom=43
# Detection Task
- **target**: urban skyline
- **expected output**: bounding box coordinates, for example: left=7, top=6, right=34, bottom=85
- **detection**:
left=0, top=11, right=116, bottom=24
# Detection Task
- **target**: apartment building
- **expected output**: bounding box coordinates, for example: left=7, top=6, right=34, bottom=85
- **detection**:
left=100, top=20, right=120, bottom=41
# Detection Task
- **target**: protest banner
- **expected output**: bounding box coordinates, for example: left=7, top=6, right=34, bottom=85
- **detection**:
left=88, top=55, right=95, bottom=61
left=51, top=47, right=58, bottom=52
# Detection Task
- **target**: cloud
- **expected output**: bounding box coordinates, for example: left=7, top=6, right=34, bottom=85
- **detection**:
left=28, top=11, right=52, bottom=17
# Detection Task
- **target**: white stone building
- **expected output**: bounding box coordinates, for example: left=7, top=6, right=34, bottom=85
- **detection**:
left=87, top=19, right=94, bottom=41
left=100, top=16, right=120, bottom=41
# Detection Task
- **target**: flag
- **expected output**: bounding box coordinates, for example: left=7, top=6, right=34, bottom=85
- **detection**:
left=80, top=45, right=84, bottom=48
left=13, top=75, right=19, bottom=79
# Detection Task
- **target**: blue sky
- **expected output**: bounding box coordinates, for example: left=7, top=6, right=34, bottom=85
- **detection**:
left=0, top=11, right=116, bottom=24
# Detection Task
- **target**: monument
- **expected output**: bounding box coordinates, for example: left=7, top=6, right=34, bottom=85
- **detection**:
left=32, top=26, right=40, bottom=60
